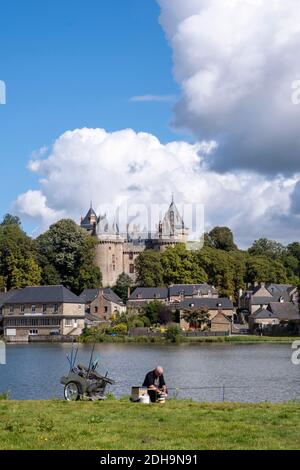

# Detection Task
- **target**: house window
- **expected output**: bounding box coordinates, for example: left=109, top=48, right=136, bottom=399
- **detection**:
left=65, top=319, right=74, bottom=327
left=53, top=304, right=59, bottom=313
left=43, top=305, right=47, bottom=314
left=9, top=306, right=14, bottom=314
left=29, top=329, right=38, bottom=335
left=31, top=305, right=36, bottom=313
left=104, top=306, right=108, bottom=313
left=94, top=306, right=98, bottom=314
left=78, top=305, right=82, bottom=310
left=129, top=264, right=135, bottom=274
left=21, top=305, right=25, bottom=313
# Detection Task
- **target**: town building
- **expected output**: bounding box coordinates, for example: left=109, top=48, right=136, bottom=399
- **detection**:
left=127, top=283, right=219, bottom=310
left=2, top=285, right=85, bottom=342
left=179, top=298, right=235, bottom=330
left=239, top=283, right=298, bottom=315
left=80, top=198, right=188, bottom=287
left=80, top=288, right=126, bottom=322
left=249, top=302, right=300, bottom=333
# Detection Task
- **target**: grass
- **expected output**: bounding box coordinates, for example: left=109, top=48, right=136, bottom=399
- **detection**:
left=80, top=334, right=298, bottom=345
left=0, top=400, right=300, bottom=450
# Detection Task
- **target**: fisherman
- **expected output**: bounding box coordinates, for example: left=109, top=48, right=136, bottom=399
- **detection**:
left=143, top=366, right=167, bottom=403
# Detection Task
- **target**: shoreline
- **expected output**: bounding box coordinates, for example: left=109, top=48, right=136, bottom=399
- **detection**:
left=3, top=335, right=298, bottom=345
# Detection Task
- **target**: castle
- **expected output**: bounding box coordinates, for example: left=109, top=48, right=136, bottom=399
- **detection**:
left=81, top=199, right=188, bottom=287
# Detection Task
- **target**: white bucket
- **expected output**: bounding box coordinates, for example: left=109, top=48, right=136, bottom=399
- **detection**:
left=140, top=394, right=150, bottom=404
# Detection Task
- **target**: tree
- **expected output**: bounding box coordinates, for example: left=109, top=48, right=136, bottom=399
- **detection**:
left=157, top=306, right=173, bottom=325
left=248, top=238, right=286, bottom=259
left=143, top=301, right=165, bottom=325
left=246, top=256, right=288, bottom=284
left=161, top=244, right=207, bottom=285
left=183, top=307, right=210, bottom=330
left=207, top=227, right=237, bottom=251
left=135, top=250, right=164, bottom=287
left=0, top=214, right=21, bottom=227
left=113, top=273, right=133, bottom=303
left=0, top=214, right=41, bottom=289
left=36, top=219, right=101, bottom=294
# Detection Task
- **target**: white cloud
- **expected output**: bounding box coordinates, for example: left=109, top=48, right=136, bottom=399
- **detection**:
left=14, top=128, right=300, bottom=246
left=157, top=0, right=300, bottom=174
left=130, top=95, right=177, bottom=103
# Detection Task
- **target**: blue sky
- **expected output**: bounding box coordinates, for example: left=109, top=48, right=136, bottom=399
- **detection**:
left=0, top=0, right=185, bottom=225
left=1, top=0, right=300, bottom=246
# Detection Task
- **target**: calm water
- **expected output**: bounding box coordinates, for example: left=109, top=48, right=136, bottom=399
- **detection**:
left=0, top=343, right=300, bottom=402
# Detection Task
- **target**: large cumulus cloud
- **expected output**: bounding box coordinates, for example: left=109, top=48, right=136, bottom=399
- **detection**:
left=14, top=127, right=299, bottom=247
left=158, top=0, right=300, bottom=174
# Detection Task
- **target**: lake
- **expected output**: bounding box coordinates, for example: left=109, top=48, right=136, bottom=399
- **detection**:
left=0, top=343, right=299, bottom=402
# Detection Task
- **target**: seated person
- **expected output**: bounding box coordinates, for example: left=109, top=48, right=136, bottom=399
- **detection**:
left=143, top=366, right=167, bottom=403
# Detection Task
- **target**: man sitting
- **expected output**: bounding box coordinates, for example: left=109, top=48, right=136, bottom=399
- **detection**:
left=143, top=366, right=167, bottom=403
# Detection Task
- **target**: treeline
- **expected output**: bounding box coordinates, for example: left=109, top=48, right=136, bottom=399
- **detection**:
left=0, top=215, right=299, bottom=301
left=0, top=215, right=101, bottom=295
left=134, top=227, right=300, bottom=300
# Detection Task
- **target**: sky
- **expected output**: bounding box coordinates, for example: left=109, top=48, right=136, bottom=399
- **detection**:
left=1, top=0, right=300, bottom=248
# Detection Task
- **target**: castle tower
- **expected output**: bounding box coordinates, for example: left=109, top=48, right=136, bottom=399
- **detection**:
left=80, top=204, right=98, bottom=235
left=95, top=214, right=125, bottom=287
left=155, top=198, right=188, bottom=251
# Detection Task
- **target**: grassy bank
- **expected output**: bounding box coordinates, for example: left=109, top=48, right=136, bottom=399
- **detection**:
left=79, top=334, right=298, bottom=345
left=0, top=400, right=300, bottom=450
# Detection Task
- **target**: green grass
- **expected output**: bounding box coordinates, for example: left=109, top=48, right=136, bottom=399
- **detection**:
left=80, top=334, right=299, bottom=345
left=0, top=400, right=300, bottom=450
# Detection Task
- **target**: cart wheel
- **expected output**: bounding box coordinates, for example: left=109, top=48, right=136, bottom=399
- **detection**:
left=64, top=382, right=81, bottom=401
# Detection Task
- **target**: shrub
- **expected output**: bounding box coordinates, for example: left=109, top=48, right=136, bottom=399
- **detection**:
left=111, top=323, right=128, bottom=335
left=165, top=323, right=182, bottom=343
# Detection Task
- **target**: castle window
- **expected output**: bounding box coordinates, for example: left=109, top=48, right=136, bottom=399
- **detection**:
left=129, top=253, right=134, bottom=260
left=113, top=265, right=116, bottom=271
left=129, top=264, right=135, bottom=274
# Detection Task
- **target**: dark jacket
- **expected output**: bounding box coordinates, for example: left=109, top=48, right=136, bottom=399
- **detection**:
left=143, top=370, right=166, bottom=389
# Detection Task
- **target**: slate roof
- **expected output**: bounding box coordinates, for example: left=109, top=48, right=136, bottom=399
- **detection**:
left=251, top=296, right=278, bottom=305
left=169, top=284, right=218, bottom=297
left=4, top=286, right=84, bottom=305
left=251, top=303, right=300, bottom=321
left=129, top=288, right=169, bottom=301
left=80, top=288, right=124, bottom=306
left=0, top=289, right=20, bottom=308
left=178, top=298, right=234, bottom=310
left=268, top=302, right=300, bottom=320
left=81, top=207, right=97, bottom=231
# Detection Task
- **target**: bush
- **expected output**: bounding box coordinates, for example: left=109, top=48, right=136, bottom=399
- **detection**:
left=165, top=323, right=182, bottom=343
left=111, top=323, right=128, bottom=335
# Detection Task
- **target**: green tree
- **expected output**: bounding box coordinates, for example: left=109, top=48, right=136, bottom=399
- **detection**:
left=248, top=238, right=286, bottom=259
left=135, top=250, right=164, bottom=287
left=0, top=214, right=21, bottom=227
left=143, top=301, right=165, bottom=325
left=246, top=256, right=288, bottom=284
left=113, top=273, right=133, bottom=303
left=207, top=227, right=237, bottom=251
left=161, top=244, right=207, bottom=285
left=0, top=215, right=41, bottom=289
left=36, top=219, right=101, bottom=294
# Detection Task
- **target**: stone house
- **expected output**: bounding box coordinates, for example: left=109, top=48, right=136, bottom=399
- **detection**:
left=239, top=283, right=298, bottom=315
left=249, top=302, right=300, bottom=332
left=80, top=288, right=126, bottom=322
left=179, top=298, right=234, bottom=330
left=2, top=285, right=85, bottom=342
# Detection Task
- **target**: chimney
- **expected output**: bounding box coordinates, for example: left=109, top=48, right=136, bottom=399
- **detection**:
left=254, top=282, right=258, bottom=287
left=127, top=287, right=131, bottom=299
left=261, top=282, right=265, bottom=288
